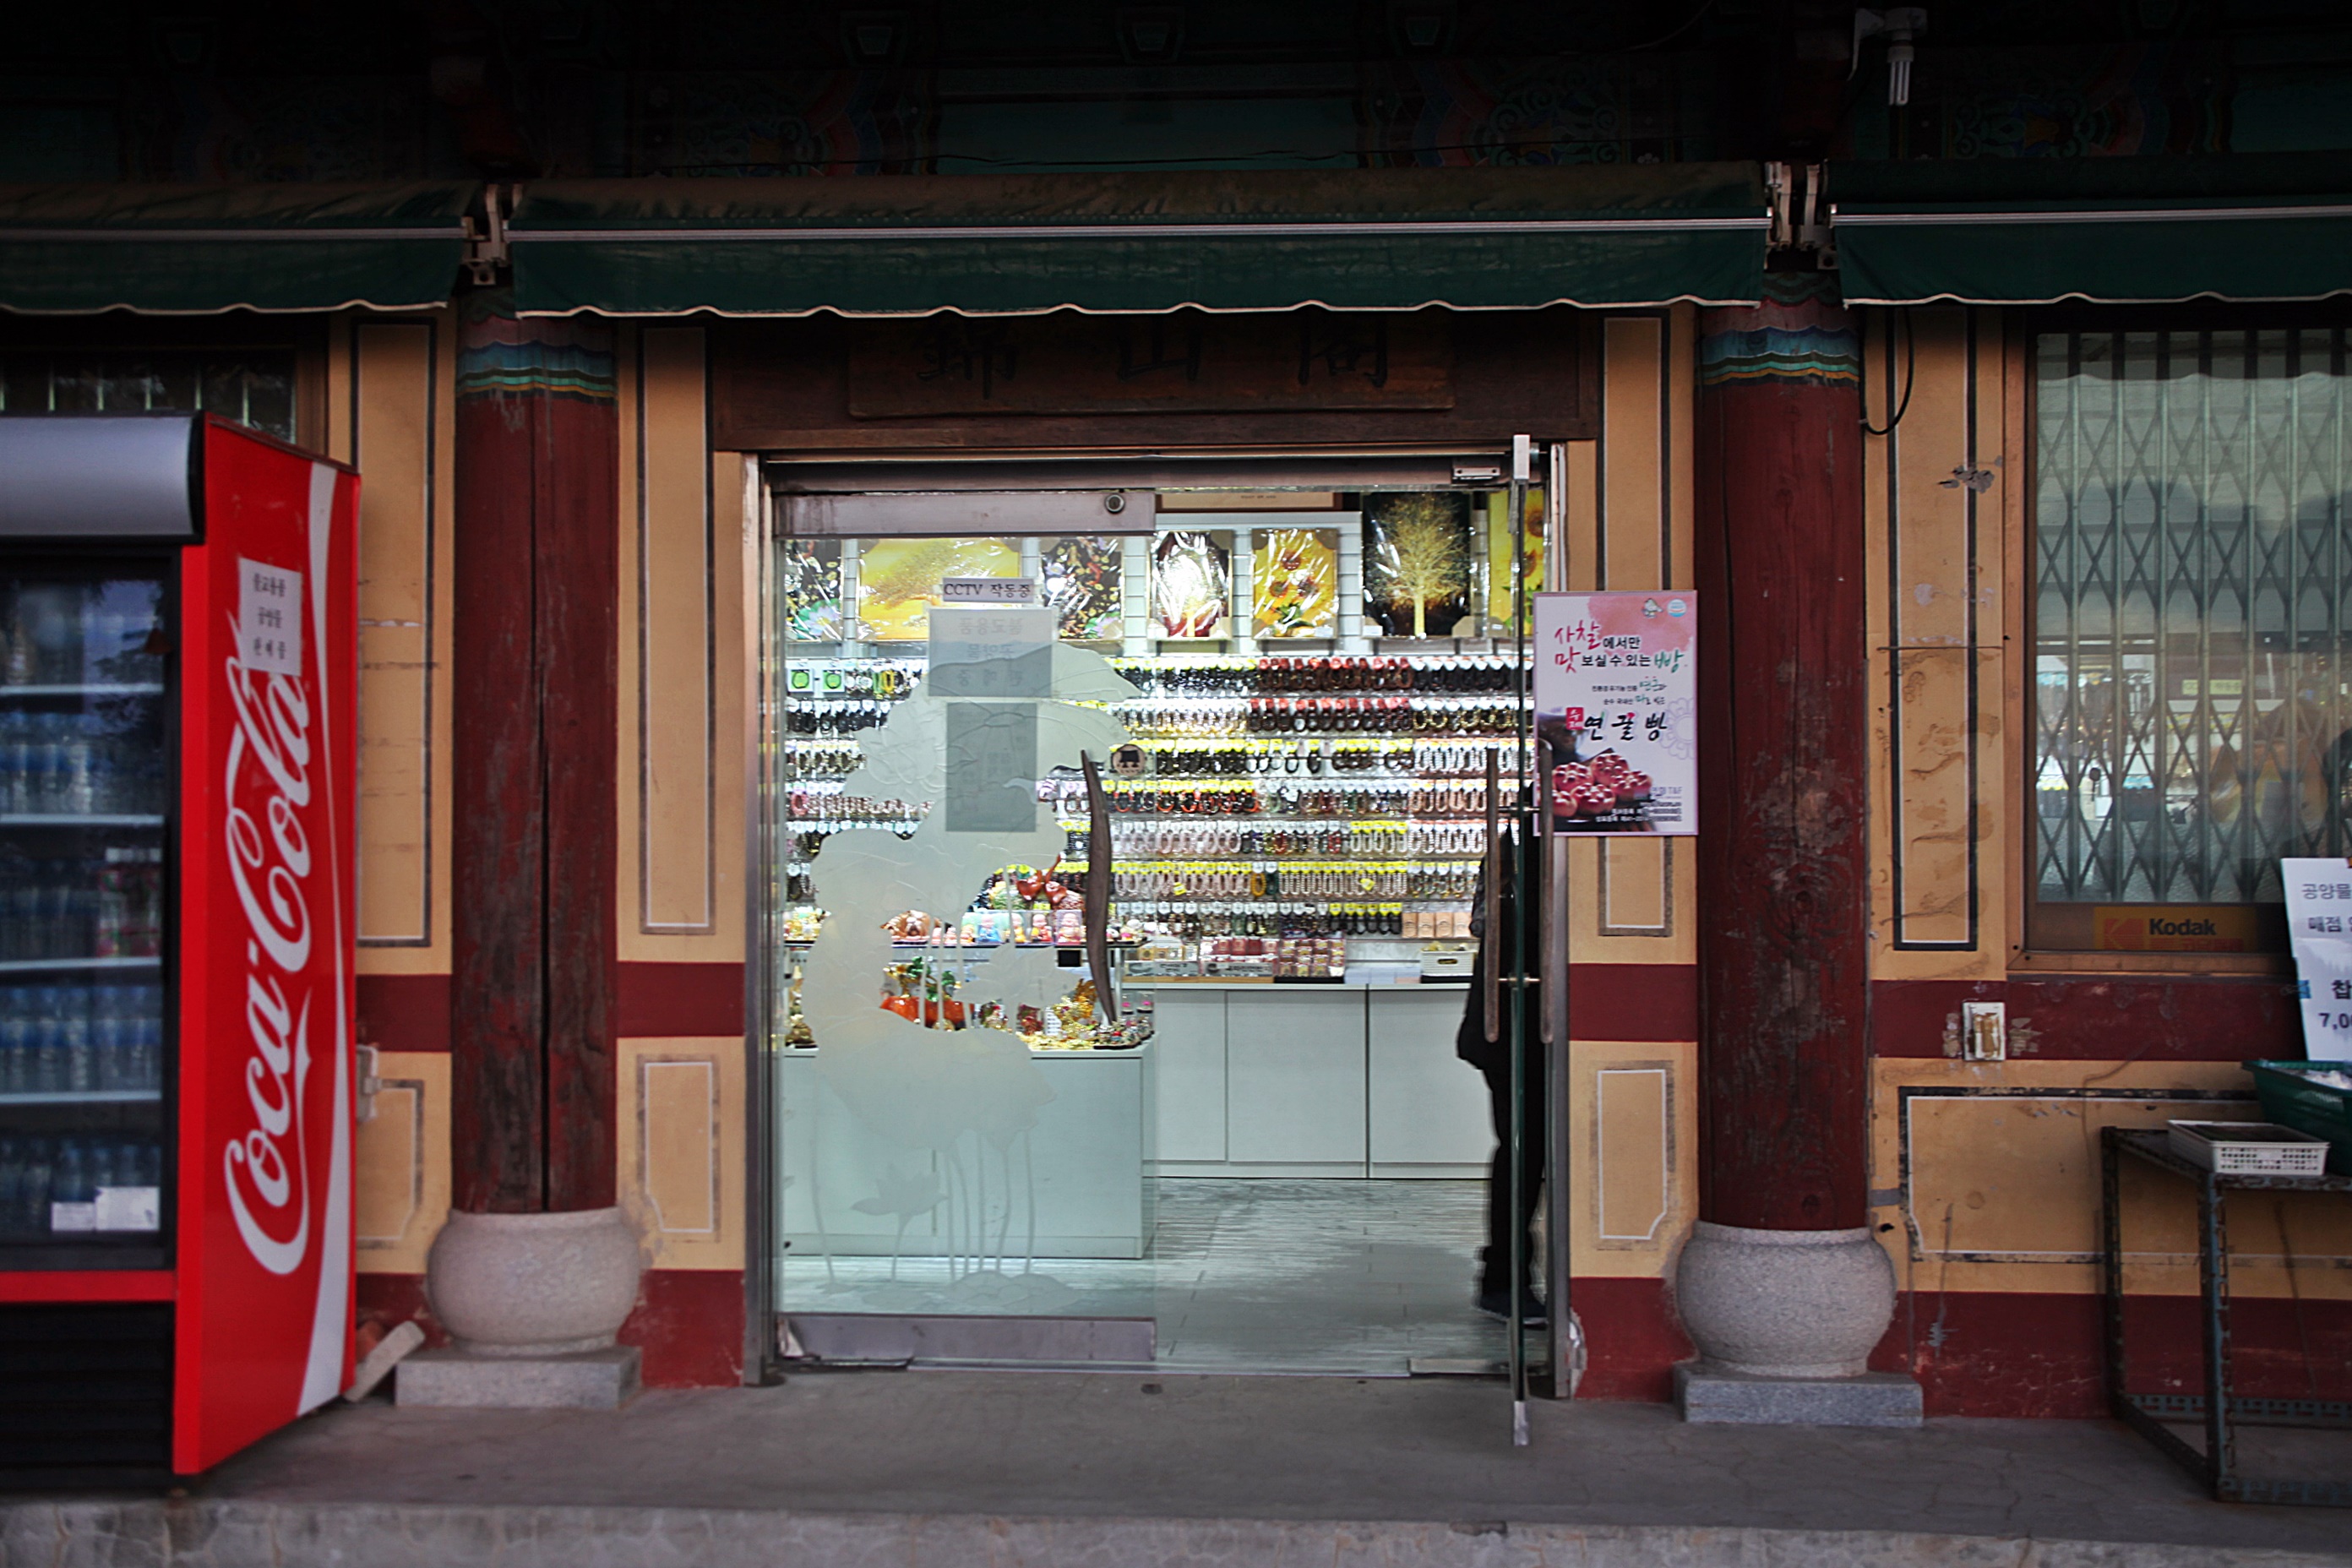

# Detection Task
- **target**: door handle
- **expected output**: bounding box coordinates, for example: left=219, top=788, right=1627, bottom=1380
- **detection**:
left=1537, top=738, right=1563, bottom=1048
left=1080, top=749, right=1117, bottom=1025
left=1484, top=745, right=1502, bottom=1046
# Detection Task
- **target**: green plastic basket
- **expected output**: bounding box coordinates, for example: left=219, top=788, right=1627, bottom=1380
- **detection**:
left=2244, top=1060, right=2352, bottom=1174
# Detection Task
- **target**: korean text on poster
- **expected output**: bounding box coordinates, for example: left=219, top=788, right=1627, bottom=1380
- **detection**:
left=1531, top=591, right=1696, bottom=836
left=2282, top=858, right=2352, bottom=1056
left=237, top=558, right=303, bottom=677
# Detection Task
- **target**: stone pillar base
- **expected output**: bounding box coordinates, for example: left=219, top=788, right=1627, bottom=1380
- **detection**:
left=1674, top=1364, right=1921, bottom=1428
left=424, top=1206, right=645, bottom=1356
left=1672, top=1221, right=1895, bottom=1376
left=1670, top=1219, right=1911, bottom=1425
left=395, top=1346, right=641, bottom=1410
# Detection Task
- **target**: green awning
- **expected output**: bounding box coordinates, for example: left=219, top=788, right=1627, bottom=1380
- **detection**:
left=0, top=182, right=476, bottom=314
left=1832, top=154, right=2352, bottom=306
left=509, top=166, right=1769, bottom=317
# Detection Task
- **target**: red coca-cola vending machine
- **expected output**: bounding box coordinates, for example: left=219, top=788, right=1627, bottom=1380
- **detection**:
left=0, top=414, right=357, bottom=1483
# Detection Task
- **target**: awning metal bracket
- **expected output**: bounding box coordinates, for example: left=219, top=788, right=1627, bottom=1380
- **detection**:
left=1767, top=162, right=1836, bottom=267
left=463, top=182, right=512, bottom=286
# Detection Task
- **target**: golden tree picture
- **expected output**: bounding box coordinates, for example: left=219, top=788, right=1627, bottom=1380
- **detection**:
left=1365, top=493, right=1473, bottom=639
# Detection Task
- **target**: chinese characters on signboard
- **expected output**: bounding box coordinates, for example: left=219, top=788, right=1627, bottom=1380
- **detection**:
left=1531, top=591, right=1696, bottom=836
left=2282, top=858, right=2352, bottom=1054
left=847, top=310, right=1454, bottom=417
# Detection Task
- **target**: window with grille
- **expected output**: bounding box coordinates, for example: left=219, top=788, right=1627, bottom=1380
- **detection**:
left=0, top=351, right=296, bottom=440
left=2033, top=327, right=2352, bottom=956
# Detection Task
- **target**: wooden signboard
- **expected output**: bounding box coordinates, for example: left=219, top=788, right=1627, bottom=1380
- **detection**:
left=847, top=308, right=1453, bottom=418
left=712, top=306, right=1593, bottom=452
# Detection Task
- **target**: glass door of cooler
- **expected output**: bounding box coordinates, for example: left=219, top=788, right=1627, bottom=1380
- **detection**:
left=0, top=559, right=172, bottom=1270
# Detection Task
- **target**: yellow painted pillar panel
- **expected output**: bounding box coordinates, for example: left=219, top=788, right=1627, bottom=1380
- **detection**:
left=343, top=313, right=457, bottom=970
left=1565, top=312, right=1701, bottom=1296
left=1863, top=308, right=2008, bottom=981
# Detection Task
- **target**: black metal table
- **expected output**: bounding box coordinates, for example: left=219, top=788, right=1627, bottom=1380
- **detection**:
left=2100, top=1126, right=2352, bottom=1506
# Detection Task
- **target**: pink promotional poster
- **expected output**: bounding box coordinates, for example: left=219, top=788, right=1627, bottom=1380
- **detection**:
left=1531, top=591, right=1697, bottom=836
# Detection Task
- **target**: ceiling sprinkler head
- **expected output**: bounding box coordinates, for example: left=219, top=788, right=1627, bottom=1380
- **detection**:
left=1852, top=8, right=1928, bottom=107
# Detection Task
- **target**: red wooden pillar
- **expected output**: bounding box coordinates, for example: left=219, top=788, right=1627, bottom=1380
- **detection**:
left=1691, top=275, right=1870, bottom=1233
left=450, top=291, right=619, bottom=1213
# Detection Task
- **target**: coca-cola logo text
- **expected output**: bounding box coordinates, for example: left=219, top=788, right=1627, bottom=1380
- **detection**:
left=221, top=626, right=316, bottom=1277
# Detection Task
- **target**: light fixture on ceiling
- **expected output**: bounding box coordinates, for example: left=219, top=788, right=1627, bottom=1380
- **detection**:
left=1387, top=0, right=1456, bottom=56
left=1852, top=8, right=1927, bottom=107
left=1118, top=7, right=1185, bottom=64
left=841, top=10, right=909, bottom=66
left=150, top=19, right=217, bottom=70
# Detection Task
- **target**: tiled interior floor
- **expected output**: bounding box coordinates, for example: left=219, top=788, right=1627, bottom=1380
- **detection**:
left=779, top=1179, right=1515, bottom=1375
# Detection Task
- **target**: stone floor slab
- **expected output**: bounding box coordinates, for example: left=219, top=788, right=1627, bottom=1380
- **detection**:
left=127, top=1371, right=2352, bottom=1562
left=5, top=1500, right=2349, bottom=1568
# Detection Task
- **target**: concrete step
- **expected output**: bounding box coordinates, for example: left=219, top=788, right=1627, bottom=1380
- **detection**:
left=8, top=1500, right=2348, bottom=1568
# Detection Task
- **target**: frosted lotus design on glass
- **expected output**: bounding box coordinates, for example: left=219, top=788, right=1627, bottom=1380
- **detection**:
left=850, top=1166, right=947, bottom=1280
left=784, top=641, right=1139, bottom=1307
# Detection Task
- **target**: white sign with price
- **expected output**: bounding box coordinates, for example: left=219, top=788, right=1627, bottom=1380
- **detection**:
left=2282, top=858, right=2352, bottom=1054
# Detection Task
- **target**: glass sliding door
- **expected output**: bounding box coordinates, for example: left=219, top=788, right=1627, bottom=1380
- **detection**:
left=763, top=519, right=1156, bottom=1360
left=753, top=462, right=1550, bottom=1391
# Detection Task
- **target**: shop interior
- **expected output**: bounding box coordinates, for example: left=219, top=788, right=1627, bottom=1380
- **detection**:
left=763, top=473, right=1549, bottom=1375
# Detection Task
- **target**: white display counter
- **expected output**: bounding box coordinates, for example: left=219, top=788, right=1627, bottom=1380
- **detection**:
left=1136, top=983, right=1494, bottom=1179
left=773, top=984, right=1489, bottom=1276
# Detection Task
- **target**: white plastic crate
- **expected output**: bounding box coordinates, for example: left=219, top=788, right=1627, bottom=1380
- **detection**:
left=1419, top=945, right=1474, bottom=981
left=2166, top=1119, right=2332, bottom=1177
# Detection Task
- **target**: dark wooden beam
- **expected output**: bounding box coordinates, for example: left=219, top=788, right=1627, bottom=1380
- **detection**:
left=449, top=293, right=620, bottom=1214
left=1692, top=277, right=1871, bottom=1233
left=452, top=297, right=547, bottom=1213
left=536, top=324, right=621, bottom=1211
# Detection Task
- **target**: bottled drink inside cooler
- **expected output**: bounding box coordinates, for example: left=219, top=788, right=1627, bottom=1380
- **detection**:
left=0, top=563, right=171, bottom=1264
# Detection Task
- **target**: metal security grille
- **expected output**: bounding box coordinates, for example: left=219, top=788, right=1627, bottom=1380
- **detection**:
left=2034, top=328, right=2352, bottom=922
left=0, top=351, right=294, bottom=439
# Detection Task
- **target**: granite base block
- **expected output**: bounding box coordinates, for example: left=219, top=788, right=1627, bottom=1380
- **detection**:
left=1674, top=1364, right=1922, bottom=1428
left=395, top=1347, right=640, bottom=1410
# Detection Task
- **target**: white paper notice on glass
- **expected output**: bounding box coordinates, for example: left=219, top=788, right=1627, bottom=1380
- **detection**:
left=237, top=558, right=304, bottom=677
left=2281, top=858, right=2352, bottom=1056
left=1531, top=591, right=1697, bottom=836
left=928, top=604, right=1054, bottom=698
